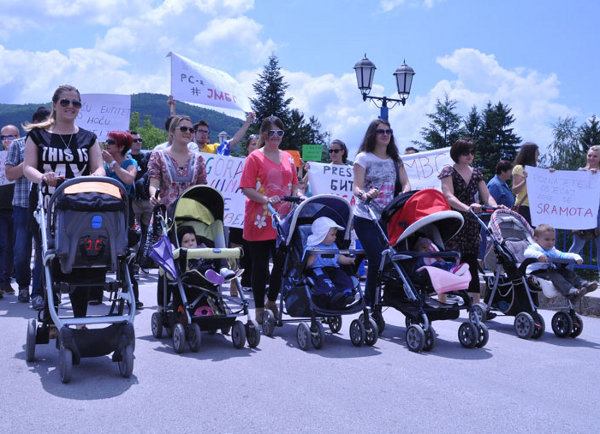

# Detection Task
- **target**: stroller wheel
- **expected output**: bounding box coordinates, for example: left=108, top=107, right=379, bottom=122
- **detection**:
left=423, top=326, right=436, bottom=352
left=326, top=316, right=342, bottom=334
left=232, top=320, right=246, bottom=349
left=26, top=319, right=36, bottom=362
left=552, top=312, right=573, bottom=338
left=58, top=346, right=73, bottom=384
left=296, top=322, right=311, bottom=350
left=262, top=310, right=276, bottom=337
left=406, top=324, right=426, bottom=352
left=476, top=324, right=489, bottom=348
left=530, top=311, right=545, bottom=339
left=151, top=312, right=163, bottom=339
left=569, top=312, right=583, bottom=338
left=514, top=312, right=535, bottom=339
left=246, top=321, right=261, bottom=348
left=310, top=321, right=325, bottom=349
left=349, top=319, right=365, bottom=347
left=470, top=303, right=488, bottom=323
left=172, top=323, right=186, bottom=354
left=458, top=322, right=480, bottom=348
left=118, top=344, right=134, bottom=378
left=364, top=318, right=379, bottom=347
left=188, top=324, right=202, bottom=352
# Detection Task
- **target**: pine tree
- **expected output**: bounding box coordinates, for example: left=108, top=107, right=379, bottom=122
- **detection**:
left=414, top=95, right=464, bottom=150
left=463, top=105, right=481, bottom=142
left=579, top=115, right=600, bottom=149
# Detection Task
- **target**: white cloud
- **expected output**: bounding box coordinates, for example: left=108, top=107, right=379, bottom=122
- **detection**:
left=379, top=0, right=442, bottom=13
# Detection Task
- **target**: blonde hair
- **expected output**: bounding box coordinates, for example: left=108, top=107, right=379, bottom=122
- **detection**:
left=168, top=115, right=192, bottom=134
left=533, top=224, right=555, bottom=238
left=585, top=145, right=600, bottom=170
left=23, top=84, right=80, bottom=131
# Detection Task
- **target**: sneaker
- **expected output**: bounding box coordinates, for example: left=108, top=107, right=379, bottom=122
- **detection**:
left=219, top=267, right=236, bottom=280
left=18, top=288, right=30, bottom=303
left=135, top=301, right=144, bottom=310
left=242, top=286, right=253, bottom=293
left=582, top=281, right=598, bottom=295
left=265, top=299, right=279, bottom=318
left=0, top=283, right=15, bottom=294
left=31, top=295, right=44, bottom=310
left=451, top=263, right=470, bottom=276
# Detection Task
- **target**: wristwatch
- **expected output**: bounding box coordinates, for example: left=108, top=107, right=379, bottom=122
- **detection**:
left=109, top=160, right=117, bottom=169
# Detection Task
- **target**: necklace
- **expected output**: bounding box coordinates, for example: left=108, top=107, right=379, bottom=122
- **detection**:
left=57, top=132, right=74, bottom=149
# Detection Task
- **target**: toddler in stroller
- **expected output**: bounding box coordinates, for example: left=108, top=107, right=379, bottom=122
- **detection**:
left=304, top=216, right=356, bottom=309
left=524, top=224, right=597, bottom=300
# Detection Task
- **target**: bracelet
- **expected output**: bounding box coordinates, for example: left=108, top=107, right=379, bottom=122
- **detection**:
left=109, top=160, right=117, bottom=169
left=358, top=190, right=366, bottom=199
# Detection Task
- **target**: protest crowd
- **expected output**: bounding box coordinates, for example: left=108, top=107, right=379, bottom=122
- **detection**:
left=1, top=83, right=598, bottom=352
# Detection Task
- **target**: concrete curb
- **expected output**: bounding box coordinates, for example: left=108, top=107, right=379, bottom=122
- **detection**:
left=538, top=292, right=600, bottom=317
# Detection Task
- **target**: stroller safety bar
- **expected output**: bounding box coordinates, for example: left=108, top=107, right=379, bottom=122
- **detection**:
left=173, top=247, right=242, bottom=260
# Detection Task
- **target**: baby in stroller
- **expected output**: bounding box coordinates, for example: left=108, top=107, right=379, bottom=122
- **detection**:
left=304, top=217, right=356, bottom=309
left=524, top=223, right=597, bottom=300
left=413, top=236, right=469, bottom=275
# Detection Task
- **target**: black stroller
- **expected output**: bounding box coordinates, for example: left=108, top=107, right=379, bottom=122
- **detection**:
left=261, top=194, right=376, bottom=350
left=370, top=189, right=489, bottom=352
left=26, top=177, right=136, bottom=383
left=474, top=207, right=584, bottom=339
left=149, top=185, right=260, bottom=353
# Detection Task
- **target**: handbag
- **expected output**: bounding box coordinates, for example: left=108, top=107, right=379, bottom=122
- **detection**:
left=572, top=228, right=599, bottom=241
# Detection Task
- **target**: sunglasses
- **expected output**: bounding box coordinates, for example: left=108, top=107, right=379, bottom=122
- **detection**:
left=1, top=135, right=16, bottom=141
left=58, top=98, right=82, bottom=108
left=329, top=149, right=342, bottom=154
left=178, top=126, right=195, bottom=133
left=268, top=130, right=285, bottom=137
left=462, top=150, right=475, bottom=156
left=375, top=129, right=393, bottom=135
left=132, top=138, right=143, bottom=143
left=105, top=139, right=116, bottom=145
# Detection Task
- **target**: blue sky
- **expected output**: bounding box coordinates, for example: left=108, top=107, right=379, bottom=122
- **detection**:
left=1, top=0, right=598, bottom=157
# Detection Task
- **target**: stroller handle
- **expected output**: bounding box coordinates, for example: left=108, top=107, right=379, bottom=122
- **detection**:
left=266, top=195, right=304, bottom=217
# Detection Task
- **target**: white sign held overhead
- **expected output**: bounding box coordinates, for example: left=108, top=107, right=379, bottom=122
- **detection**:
left=168, top=52, right=250, bottom=113
left=401, top=147, right=453, bottom=191
left=527, top=166, right=600, bottom=229
left=76, top=94, right=131, bottom=142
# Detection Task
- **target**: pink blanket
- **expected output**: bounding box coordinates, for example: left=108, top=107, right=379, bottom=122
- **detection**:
left=417, top=266, right=472, bottom=294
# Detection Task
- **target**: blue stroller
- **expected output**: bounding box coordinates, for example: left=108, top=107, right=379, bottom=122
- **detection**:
left=261, top=194, right=376, bottom=350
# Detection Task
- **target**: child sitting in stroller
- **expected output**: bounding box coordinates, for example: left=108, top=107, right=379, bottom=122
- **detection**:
left=524, top=224, right=598, bottom=300
left=414, top=236, right=469, bottom=275
left=304, top=217, right=356, bottom=309
left=177, top=226, right=235, bottom=285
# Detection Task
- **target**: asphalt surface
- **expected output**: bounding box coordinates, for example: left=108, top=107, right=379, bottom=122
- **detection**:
left=1, top=269, right=599, bottom=433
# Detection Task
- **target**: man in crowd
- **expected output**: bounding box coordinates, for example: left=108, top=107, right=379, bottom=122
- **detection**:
left=193, top=111, right=255, bottom=155
left=5, top=107, right=50, bottom=304
left=487, top=159, right=515, bottom=208
left=0, top=125, right=17, bottom=298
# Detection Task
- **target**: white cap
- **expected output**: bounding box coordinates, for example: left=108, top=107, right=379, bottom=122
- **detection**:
left=307, top=216, right=344, bottom=246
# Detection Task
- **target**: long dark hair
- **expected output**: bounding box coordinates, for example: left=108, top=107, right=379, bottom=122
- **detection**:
left=330, top=139, right=349, bottom=164
left=514, top=142, right=539, bottom=167
left=257, top=116, right=285, bottom=148
left=357, top=119, right=401, bottom=162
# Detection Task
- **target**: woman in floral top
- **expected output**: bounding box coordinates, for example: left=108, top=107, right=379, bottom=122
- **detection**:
left=239, top=116, right=300, bottom=323
left=438, top=139, right=498, bottom=304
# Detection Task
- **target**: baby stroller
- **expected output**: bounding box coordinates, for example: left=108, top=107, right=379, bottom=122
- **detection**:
left=26, top=177, right=136, bottom=383
left=149, top=185, right=259, bottom=353
left=261, top=194, right=376, bottom=350
left=370, top=189, right=488, bottom=352
left=475, top=208, right=583, bottom=339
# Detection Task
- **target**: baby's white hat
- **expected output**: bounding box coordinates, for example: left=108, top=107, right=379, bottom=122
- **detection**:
left=307, top=216, right=344, bottom=246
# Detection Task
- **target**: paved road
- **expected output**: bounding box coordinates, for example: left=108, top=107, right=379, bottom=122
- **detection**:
left=1, top=270, right=599, bottom=433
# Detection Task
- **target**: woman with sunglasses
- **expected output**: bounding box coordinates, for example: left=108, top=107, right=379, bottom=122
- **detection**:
left=23, top=84, right=105, bottom=316
left=239, top=116, right=300, bottom=323
left=147, top=115, right=207, bottom=311
left=147, top=115, right=207, bottom=207
left=439, top=138, right=499, bottom=305
left=353, top=119, right=410, bottom=307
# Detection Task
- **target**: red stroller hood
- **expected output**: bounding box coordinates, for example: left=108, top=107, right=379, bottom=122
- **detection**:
left=386, top=189, right=460, bottom=246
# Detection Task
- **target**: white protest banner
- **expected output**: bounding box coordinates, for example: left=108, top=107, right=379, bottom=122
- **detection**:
left=201, top=152, right=246, bottom=228
left=169, top=52, right=251, bottom=113
left=401, top=147, right=453, bottom=190
left=76, top=94, right=131, bottom=142
left=527, top=166, right=600, bottom=229
left=0, top=151, right=14, bottom=186
left=306, top=163, right=357, bottom=206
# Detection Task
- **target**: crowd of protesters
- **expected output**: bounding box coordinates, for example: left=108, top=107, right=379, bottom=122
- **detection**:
left=1, top=84, right=597, bottom=320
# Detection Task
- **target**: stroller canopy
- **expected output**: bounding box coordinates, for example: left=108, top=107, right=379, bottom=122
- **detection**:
left=489, top=208, right=534, bottom=243
left=173, top=185, right=224, bottom=225
left=383, top=189, right=463, bottom=247
left=280, top=195, right=352, bottom=246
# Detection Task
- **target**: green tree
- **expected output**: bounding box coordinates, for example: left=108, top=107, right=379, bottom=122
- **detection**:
left=541, top=116, right=585, bottom=170
left=414, top=94, right=464, bottom=150
left=463, top=105, right=481, bottom=142
left=129, top=111, right=168, bottom=150
left=476, top=101, right=521, bottom=179
left=579, top=115, right=600, bottom=149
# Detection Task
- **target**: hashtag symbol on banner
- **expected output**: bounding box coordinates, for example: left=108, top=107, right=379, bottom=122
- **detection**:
left=191, top=87, right=201, bottom=96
